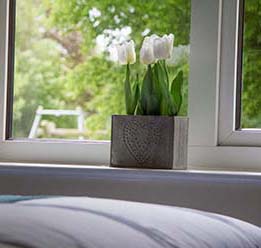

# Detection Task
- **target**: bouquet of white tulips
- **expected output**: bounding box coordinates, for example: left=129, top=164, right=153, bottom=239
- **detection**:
left=116, top=34, right=183, bottom=116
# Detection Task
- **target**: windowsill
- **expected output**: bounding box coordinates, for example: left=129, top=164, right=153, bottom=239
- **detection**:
left=0, top=162, right=261, bottom=178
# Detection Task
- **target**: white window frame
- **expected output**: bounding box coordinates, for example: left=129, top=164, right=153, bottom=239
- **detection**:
left=0, top=0, right=111, bottom=166
left=218, top=0, right=261, bottom=147
left=189, top=0, right=261, bottom=171
left=0, top=0, right=110, bottom=165
left=0, top=0, right=261, bottom=171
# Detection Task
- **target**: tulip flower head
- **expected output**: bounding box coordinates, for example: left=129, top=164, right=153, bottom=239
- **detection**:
left=140, top=36, right=157, bottom=65
left=153, top=34, right=174, bottom=60
left=116, top=40, right=136, bottom=65
left=140, top=33, right=174, bottom=64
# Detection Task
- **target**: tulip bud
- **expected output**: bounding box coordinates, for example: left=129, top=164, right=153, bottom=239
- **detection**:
left=116, top=40, right=136, bottom=65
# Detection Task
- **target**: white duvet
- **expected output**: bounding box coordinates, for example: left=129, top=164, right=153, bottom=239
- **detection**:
left=0, top=197, right=260, bottom=248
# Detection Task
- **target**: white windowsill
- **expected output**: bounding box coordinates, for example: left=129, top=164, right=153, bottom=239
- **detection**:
left=0, top=162, right=261, bottom=178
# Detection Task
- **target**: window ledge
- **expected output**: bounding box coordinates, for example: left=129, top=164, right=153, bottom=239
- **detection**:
left=0, top=162, right=261, bottom=181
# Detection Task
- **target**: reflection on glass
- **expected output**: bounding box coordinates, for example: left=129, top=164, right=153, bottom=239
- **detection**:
left=13, top=0, right=191, bottom=140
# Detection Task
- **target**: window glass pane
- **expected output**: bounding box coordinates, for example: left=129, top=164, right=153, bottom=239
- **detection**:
left=13, top=0, right=191, bottom=140
left=241, top=0, right=261, bottom=128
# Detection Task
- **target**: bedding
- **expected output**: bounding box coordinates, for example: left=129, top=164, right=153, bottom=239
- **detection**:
left=0, top=196, right=260, bottom=248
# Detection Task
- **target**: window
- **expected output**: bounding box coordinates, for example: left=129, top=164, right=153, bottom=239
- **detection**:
left=0, top=0, right=191, bottom=165
left=1, top=0, right=261, bottom=170
left=218, top=0, right=261, bottom=150
left=11, top=0, right=190, bottom=141
left=187, top=0, right=261, bottom=171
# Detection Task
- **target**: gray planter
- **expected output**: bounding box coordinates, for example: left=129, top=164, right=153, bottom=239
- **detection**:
left=110, top=115, right=188, bottom=169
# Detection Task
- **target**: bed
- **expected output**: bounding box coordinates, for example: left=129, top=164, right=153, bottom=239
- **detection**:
left=0, top=196, right=260, bottom=248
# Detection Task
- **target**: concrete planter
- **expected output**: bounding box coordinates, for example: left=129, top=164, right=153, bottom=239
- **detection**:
left=110, top=115, right=188, bottom=169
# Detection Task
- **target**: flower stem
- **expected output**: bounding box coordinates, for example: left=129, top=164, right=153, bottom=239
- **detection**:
left=125, top=63, right=132, bottom=114
left=162, top=60, right=169, bottom=88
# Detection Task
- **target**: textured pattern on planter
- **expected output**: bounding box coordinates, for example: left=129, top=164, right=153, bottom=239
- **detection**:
left=123, top=118, right=161, bottom=164
left=110, top=115, right=188, bottom=169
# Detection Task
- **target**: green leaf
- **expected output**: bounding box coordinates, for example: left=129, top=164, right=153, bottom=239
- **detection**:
left=154, top=62, right=175, bottom=115
left=162, top=60, right=169, bottom=88
left=135, top=101, right=144, bottom=115
left=132, top=73, right=140, bottom=114
left=140, top=65, right=160, bottom=115
left=140, top=65, right=151, bottom=114
left=171, top=70, right=183, bottom=115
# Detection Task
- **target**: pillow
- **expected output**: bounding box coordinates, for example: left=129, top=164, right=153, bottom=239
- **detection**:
left=0, top=197, right=260, bottom=248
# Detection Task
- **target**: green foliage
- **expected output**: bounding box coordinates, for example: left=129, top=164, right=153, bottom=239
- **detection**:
left=140, top=64, right=160, bottom=115
left=171, top=70, right=183, bottom=114
left=241, top=0, right=261, bottom=128
left=43, top=0, right=190, bottom=47
left=13, top=0, right=261, bottom=139
left=126, top=61, right=184, bottom=116
left=13, top=0, right=69, bottom=137
left=154, top=62, right=172, bottom=115
left=13, top=0, right=191, bottom=140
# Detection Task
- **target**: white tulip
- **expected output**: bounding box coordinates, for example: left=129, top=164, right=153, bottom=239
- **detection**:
left=153, top=33, right=174, bottom=60
left=140, top=33, right=174, bottom=64
left=165, top=33, right=174, bottom=58
left=116, top=40, right=136, bottom=65
left=140, top=36, right=157, bottom=65
left=166, top=45, right=190, bottom=67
